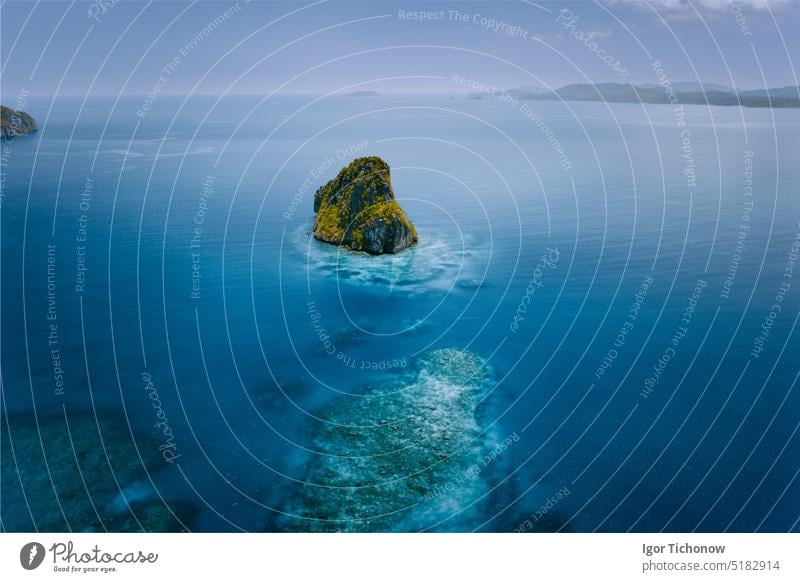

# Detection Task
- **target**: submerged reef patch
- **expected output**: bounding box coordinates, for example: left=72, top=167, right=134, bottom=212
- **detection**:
left=277, top=348, right=504, bottom=532
left=1, top=412, right=194, bottom=531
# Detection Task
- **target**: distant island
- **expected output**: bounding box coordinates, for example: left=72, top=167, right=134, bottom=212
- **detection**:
left=1, top=105, right=37, bottom=138
left=343, top=90, right=381, bottom=97
left=313, top=156, right=418, bottom=255
left=483, top=83, right=800, bottom=109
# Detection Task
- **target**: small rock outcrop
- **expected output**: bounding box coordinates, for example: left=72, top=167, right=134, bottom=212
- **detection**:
left=1, top=105, right=37, bottom=139
left=313, top=156, right=418, bottom=254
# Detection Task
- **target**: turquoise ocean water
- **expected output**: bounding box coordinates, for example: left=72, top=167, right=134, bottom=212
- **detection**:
left=2, top=94, right=799, bottom=531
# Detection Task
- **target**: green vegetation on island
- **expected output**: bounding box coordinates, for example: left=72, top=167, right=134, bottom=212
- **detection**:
left=313, top=156, right=418, bottom=254
left=1, top=105, right=37, bottom=138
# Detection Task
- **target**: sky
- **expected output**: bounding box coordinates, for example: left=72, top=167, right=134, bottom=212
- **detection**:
left=1, top=0, right=798, bottom=99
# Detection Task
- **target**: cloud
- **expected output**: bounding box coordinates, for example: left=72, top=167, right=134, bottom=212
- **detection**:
left=530, top=32, right=565, bottom=43
left=590, top=28, right=616, bottom=39
left=605, top=0, right=795, bottom=13
left=481, top=47, right=506, bottom=57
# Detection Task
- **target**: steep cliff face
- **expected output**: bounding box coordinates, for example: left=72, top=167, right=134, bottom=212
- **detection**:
left=313, top=156, right=418, bottom=254
left=1, top=106, right=37, bottom=139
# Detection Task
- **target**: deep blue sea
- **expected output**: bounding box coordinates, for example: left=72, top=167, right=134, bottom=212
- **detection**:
left=2, top=94, right=799, bottom=532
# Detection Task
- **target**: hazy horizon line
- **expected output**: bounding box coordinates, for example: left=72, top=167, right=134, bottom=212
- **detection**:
left=4, top=81, right=799, bottom=101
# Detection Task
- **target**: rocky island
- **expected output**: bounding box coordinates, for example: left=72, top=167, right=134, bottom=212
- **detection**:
left=1, top=105, right=37, bottom=138
left=313, top=156, right=418, bottom=254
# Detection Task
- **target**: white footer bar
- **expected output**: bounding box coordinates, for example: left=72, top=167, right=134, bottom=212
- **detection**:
left=1, top=533, right=796, bottom=581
